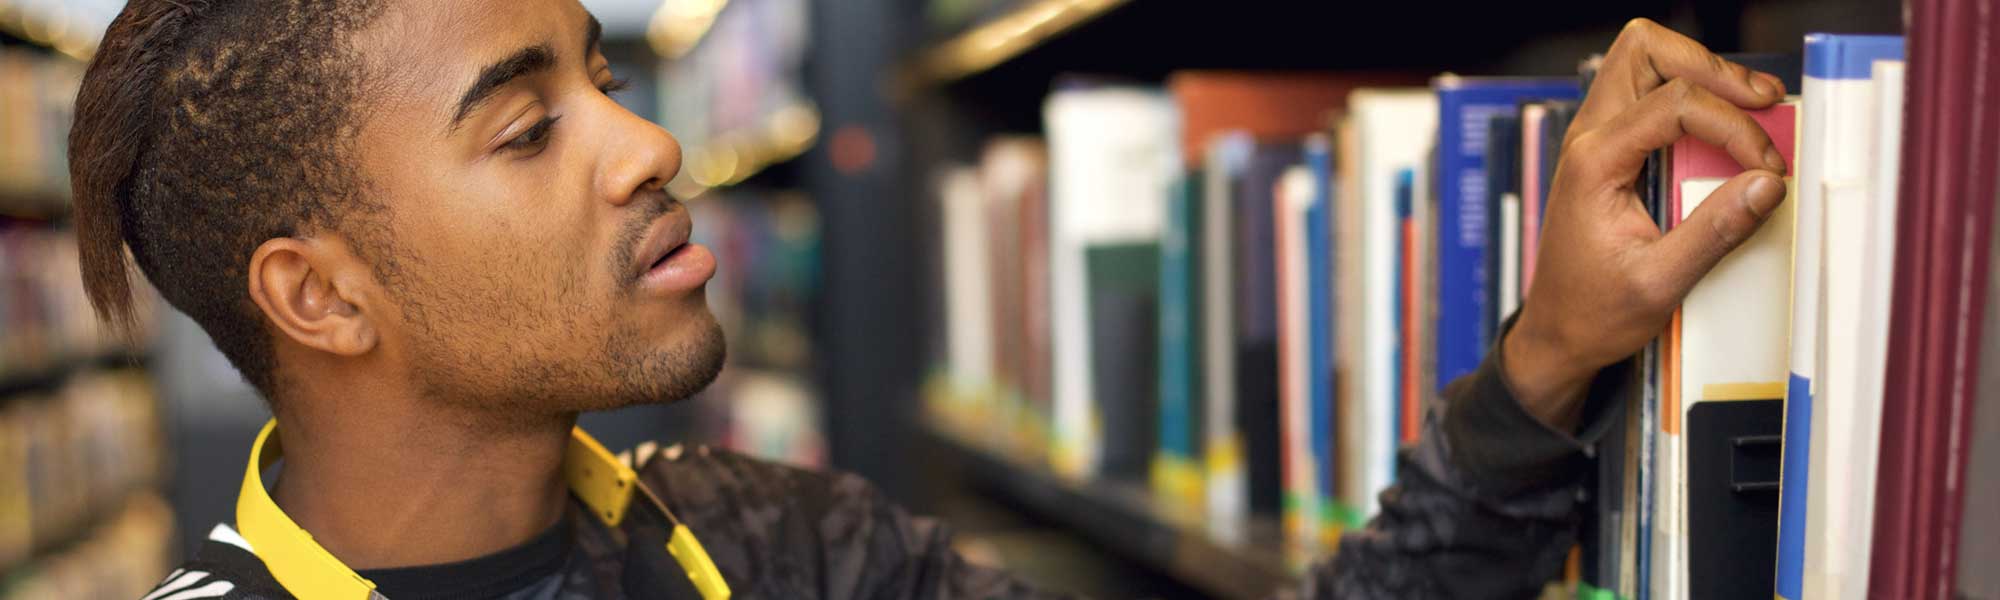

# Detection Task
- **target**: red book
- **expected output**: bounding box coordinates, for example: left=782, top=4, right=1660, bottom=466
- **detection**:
left=1399, top=175, right=1422, bottom=445
left=1169, top=72, right=1424, bottom=167
left=1871, top=0, right=2000, bottom=596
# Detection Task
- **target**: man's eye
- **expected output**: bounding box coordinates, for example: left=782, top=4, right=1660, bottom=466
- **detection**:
left=504, top=117, right=559, bottom=153
left=598, top=77, right=631, bottom=95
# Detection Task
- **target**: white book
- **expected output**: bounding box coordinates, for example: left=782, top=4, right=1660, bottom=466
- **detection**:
left=1043, top=87, right=1179, bottom=480
left=1675, top=175, right=1798, bottom=600
left=1204, top=132, right=1253, bottom=538
left=1341, top=90, right=1437, bottom=519
left=1834, top=58, right=1906, bottom=600
left=1785, top=35, right=1905, bottom=600
left=1661, top=102, right=1799, bottom=600
left=938, top=167, right=994, bottom=389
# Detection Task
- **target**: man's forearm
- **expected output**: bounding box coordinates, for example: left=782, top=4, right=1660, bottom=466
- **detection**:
left=1288, top=320, right=1634, bottom=600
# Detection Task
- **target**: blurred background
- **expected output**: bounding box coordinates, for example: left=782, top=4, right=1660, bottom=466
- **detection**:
left=0, top=0, right=1903, bottom=598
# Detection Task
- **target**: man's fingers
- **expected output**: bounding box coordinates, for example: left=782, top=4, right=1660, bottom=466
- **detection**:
left=1644, top=170, right=1788, bottom=303
left=1573, top=18, right=1786, bottom=132
left=1565, top=78, right=1783, bottom=189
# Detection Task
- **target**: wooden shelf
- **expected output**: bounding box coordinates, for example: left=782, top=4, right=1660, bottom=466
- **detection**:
left=669, top=102, right=821, bottom=199
left=920, top=424, right=1302, bottom=600
left=905, top=0, right=1132, bottom=87
left=0, top=351, right=149, bottom=399
left=0, top=191, right=70, bottom=221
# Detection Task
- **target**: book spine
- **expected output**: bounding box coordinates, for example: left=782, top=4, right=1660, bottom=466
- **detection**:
left=1431, top=82, right=1581, bottom=394
left=1277, top=165, right=1317, bottom=546
left=1848, top=59, right=1903, bottom=600
left=1203, top=135, right=1248, bottom=532
left=1779, top=39, right=1837, bottom=600
left=1783, top=36, right=1903, bottom=600
left=1395, top=168, right=1417, bottom=445
left=1304, top=136, right=1340, bottom=542
left=1155, top=169, right=1203, bottom=511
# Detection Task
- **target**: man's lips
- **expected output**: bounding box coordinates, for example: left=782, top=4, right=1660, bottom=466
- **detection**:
left=634, top=210, right=692, bottom=280
left=633, top=206, right=717, bottom=294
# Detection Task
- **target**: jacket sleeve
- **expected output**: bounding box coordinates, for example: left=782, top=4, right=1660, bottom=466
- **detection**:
left=640, top=446, right=1076, bottom=600
left=1285, top=330, right=1636, bottom=600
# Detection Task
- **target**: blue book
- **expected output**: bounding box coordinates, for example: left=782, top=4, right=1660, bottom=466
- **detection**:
left=1155, top=168, right=1206, bottom=511
left=1431, top=77, right=1580, bottom=392
left=1775, top=33, right=1904, bottom=600
left=1303, top=136, right=1338, bottom=535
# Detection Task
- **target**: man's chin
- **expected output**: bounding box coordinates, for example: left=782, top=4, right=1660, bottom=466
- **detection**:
left=596, top=315, right=727, bottom=411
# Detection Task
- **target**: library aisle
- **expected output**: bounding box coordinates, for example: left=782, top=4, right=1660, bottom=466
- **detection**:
left=3, top=0, right=1997, bottom=599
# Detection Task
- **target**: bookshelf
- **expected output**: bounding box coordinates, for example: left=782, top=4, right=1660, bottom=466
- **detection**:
left=874, top=0, right=1912, bottom=597
left=652, top=0, right=817, bottom=202
left=921, top=421, right=1296, bottom=600
left=0, top=41, right=173, bottom=599
left=904, top=0, right=1132, bottom=87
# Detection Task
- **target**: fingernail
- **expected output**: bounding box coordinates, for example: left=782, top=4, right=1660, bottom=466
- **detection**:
left=1742, top=172, right=1786, bottom=217
left=1763, top=146, right=1788, bottom=173
left=1760, top=73, right=1787, bottom=98
left=1749, top=73, right=1775, bottom=99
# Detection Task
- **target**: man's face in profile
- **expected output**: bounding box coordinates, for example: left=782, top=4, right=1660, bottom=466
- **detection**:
left=343, top=0, right=724, bottom=415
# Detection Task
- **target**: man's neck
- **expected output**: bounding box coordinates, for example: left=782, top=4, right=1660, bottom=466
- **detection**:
left=268, top=398, right=577, bottom=570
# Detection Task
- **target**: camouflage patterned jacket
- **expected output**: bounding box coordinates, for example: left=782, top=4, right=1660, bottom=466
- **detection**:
left=146, top=345, right=1629, bottom=600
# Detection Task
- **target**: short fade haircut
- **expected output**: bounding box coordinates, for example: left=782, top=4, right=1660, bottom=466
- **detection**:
left=70, top=0, right=387, bottom=396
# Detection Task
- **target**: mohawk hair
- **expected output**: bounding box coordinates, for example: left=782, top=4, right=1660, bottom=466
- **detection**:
left=69, top=0, right=386, bottom=396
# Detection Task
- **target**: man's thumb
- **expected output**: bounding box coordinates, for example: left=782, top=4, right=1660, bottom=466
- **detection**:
left=1650, top=169, right=1788, bottom=295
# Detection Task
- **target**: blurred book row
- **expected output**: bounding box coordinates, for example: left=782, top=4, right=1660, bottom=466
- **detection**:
left=654, top=0, right=817, bottom=194
left=0, top=371, right=170, bottom=596
left=0, top=42, right=173, bottom=599
left=2, top=228, right=158, bottom=378
left=685, top=191, right=826, bottom=467
left=0, top=48, right=80, bottom=218
left=0, top=494, right=173, bottom=600
left=925, top=29, right=1998, bottom=600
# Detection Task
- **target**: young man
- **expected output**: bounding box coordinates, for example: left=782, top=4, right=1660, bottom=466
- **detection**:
left=73, top=1, right=1791, bottom=598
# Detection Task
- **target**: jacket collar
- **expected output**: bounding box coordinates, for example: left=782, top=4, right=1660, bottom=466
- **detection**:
left=235, top=419, right=730, bottom=600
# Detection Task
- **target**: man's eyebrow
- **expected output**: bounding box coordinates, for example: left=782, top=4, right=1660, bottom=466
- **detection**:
left=449, top=44, right=556, bottom=132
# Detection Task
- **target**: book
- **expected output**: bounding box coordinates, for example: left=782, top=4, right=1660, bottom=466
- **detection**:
left=1087, top=242, right=1161, bottom=481
left=1519, top=100, right=1572, bottom=295
left=1276, top=163, right=1318, bottom=546
left=1851, top=57, right=1905, bottom=600
left=1238, top=141, right=1302, bottom=522
left=1337, top=89, right=1435, bottom=521
left=1043, top=85, right=1178, bottom=480
left=1169, top=72, right=1418, bottom=170
left=1512, top=103, right=1544, bottom=300
left=1408, top=140, right=1440, bottom=447
left=1483, top=113, right=1522, bottom=325
left=1396, top=165, right=1421, bottom=445
left=1202, top=132, right=1254, bottom=538
left=1871, top=0, right=2000, bottom=595
left=939, top=168, right=995, bottom=391
left=1963, top=173, right=2000, bottom=598
left=1302, top=135, right=1341, bottom=545
left=1166, top=73, right=1393, bottom=528
left=980, top=138, right=1052, bottom=458
left=1776, top=33, right=1903, bottom=600
left=1430, top=76, right=1581, bottom=394
left=1154, top=165, right=1207, bottom=514
left=1665, top=102, right=1798, bottom=600
left=1331, top=114, right=1366, bottom=529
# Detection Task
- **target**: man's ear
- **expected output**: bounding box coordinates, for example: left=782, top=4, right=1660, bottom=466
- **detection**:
left=247, top=236, right=380, bottom=357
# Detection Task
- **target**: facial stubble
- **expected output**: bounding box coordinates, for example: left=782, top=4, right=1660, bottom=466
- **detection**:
left=397, top=198, right=726, bottom=419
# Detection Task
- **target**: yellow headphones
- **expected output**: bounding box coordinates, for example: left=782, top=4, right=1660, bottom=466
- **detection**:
left=235, top=420, right=731, bottom=600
